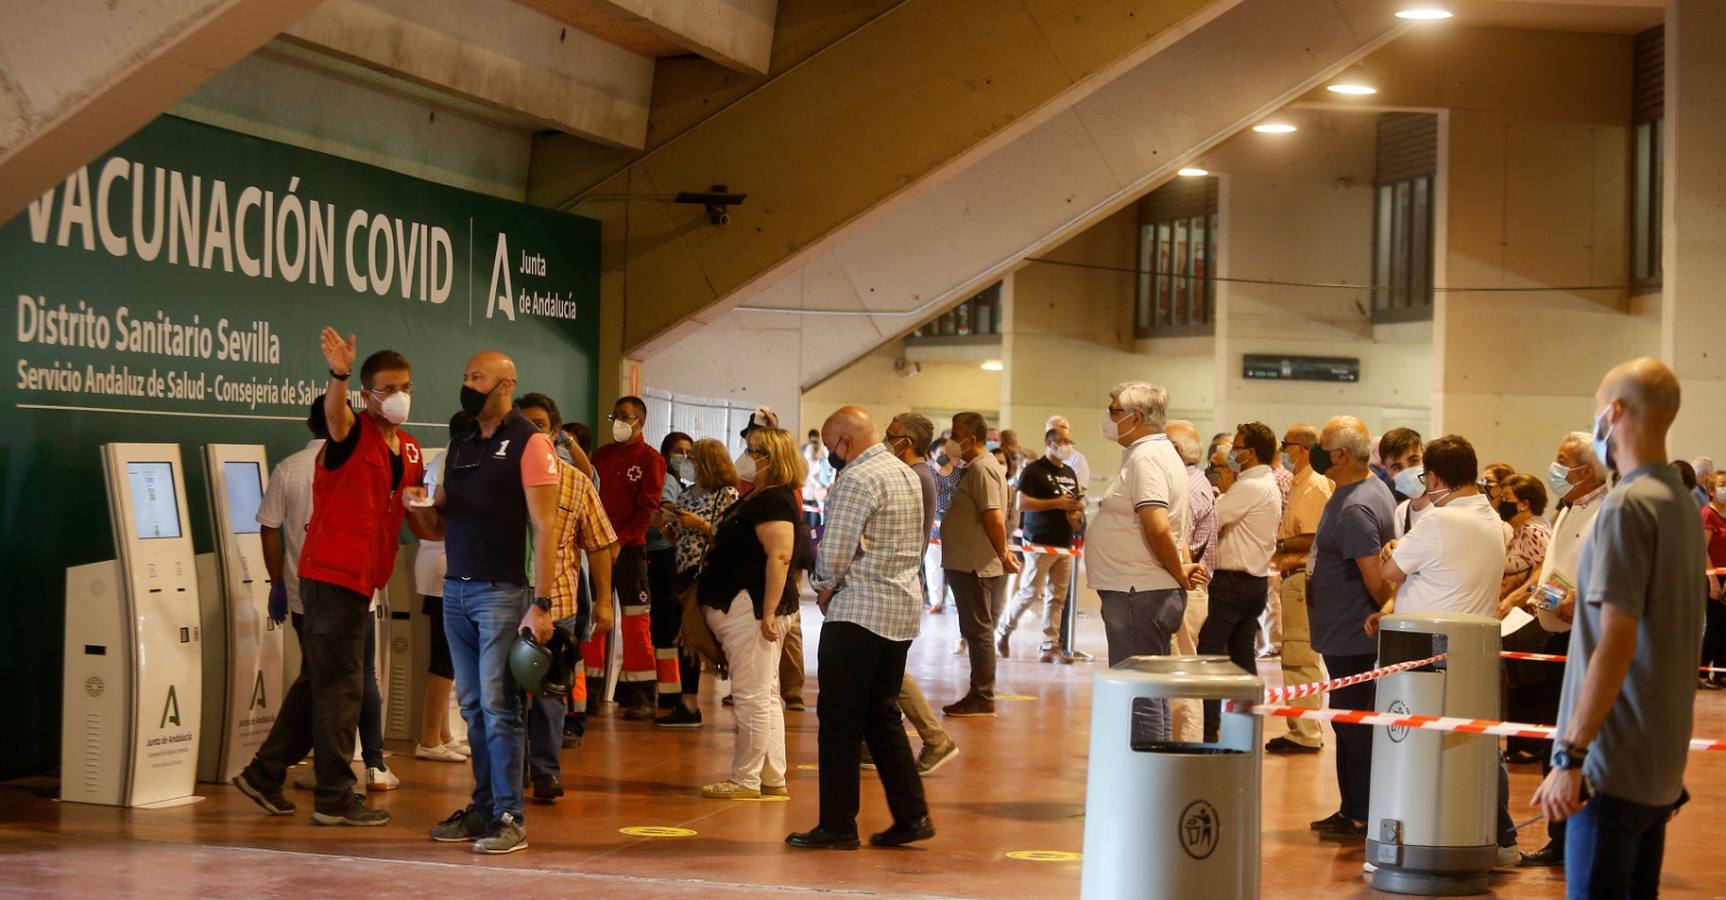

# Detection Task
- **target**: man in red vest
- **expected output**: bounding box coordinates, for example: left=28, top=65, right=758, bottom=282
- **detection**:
left=233, top=327, right=423, bottom=827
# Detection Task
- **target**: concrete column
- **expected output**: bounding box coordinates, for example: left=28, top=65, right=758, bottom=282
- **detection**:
left=1662, top=0, right=1726, bottom=456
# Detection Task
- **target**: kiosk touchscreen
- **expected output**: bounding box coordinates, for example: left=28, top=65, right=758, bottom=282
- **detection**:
left=196, top=445, right=284, bottom=783
left=61, top=444, right=203, bottom=807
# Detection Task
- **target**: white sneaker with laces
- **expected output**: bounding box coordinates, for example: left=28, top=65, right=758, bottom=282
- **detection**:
left=366, top=767, right=400, bottom=791
left=416, top=743, right=467, bottom=763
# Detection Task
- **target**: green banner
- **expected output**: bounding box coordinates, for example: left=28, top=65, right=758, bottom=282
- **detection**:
left=1, top=115, right=600, bottom=777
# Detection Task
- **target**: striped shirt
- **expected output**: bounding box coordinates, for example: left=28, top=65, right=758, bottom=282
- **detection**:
left=811, top=444, right=925, bottom=642
left=1184, top=463, right=1218, bottom=575
left=549, top=458, right=617, bottom=621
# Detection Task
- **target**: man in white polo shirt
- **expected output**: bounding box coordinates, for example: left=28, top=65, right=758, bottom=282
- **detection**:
left=1086, top=381, right=1206, bottom=743
left=1373, top=433, right=1521, bottom=869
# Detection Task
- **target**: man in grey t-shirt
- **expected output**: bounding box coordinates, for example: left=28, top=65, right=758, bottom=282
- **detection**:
left=1535, top=358, right=1705, bottom=897
left=939, top=411, right=1021, bottom=717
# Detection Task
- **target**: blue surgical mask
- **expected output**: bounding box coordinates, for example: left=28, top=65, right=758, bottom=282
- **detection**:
left=1546, top=461, right=1574, bottom=500
left=1280, top=451, right=1292, bottom=470
left=1226, top=450, right=1243, bottom=473
left=1592, top=406, right=1616, bottom=473
left=1392, top=465, right=1426, bottom=500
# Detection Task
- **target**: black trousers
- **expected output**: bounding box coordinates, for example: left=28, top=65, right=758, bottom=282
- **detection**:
left=1702, top=597, right=1726, bottom=673
left=647, top=546, right=695, bottom=706
left=1324, top=652, right=1377, bottom=823
left=1198, top=570, right=1268, bottom=741
left=816, top=621, right=928, bottom=832
left=249, top=578, right=369, bottom=813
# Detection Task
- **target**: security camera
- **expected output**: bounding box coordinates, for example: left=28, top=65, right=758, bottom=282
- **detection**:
left=674, top=184, right=745, bottom=227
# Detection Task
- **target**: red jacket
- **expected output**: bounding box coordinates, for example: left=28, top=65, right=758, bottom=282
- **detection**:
left=592, top=436, right=664, bottom=546
left=299, top=413, right=423, bottom=598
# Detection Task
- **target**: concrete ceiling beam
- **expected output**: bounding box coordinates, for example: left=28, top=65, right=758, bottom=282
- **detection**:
left=516, top=0, right=778, bottom=74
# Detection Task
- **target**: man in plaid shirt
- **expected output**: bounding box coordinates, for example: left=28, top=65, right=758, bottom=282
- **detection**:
left=522, top=409, right=618, bottom=802
left=788, top=406, right=933, bottom=851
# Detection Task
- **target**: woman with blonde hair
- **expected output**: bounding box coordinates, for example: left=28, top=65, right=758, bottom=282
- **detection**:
left=698, top=428, right=810, bottom=798
left=654, top=438, right=740, bottom=727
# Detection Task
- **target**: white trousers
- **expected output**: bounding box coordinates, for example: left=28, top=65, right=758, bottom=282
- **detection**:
left=705, top=591, right=786, bottom=790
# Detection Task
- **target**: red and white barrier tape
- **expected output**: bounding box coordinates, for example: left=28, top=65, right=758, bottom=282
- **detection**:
left=1501, top=650, right=1726, bottom=675
left=1264, top=654, right=1447, bottom=703
left=1022, top=542, right=1083, bottom=557
left=1223, top=701, right=1726, bottom=753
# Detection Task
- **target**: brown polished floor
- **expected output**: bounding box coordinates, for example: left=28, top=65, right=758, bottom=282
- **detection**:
left=6, top=603, right=1726, bottom=898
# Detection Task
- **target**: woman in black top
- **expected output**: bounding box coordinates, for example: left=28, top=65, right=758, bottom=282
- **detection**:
left=697, top=427, right=809, bottom=800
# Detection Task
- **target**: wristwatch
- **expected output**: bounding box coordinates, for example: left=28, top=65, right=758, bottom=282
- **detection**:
left=329, top=368, right=350, bottom=380
left=1551, top=741, right=1588, bottom=770
left=531, top=596, right=553, bottom=612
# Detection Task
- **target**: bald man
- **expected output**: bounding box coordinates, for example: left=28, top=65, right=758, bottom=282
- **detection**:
left=411, top=351, right=561, bottom=854
left=1533, top=358, right=1705, bottom=895
left=790, top=406, right=933, bottom=850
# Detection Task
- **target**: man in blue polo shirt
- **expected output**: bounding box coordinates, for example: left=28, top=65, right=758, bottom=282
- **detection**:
left=412, top=351, right=561, bottom=855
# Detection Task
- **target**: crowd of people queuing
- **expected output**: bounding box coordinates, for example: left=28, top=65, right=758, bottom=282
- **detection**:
left=226, top=326, right=1705, bottom=894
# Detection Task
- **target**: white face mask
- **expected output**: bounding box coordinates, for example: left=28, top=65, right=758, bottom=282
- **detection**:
left=734, top=449, right=757, bottom=483
left=1099, top=412, right=1130, bottom=442
left=1052, top=444, right=1075, bottom=462
left=678, top=459, right=696, bottom=483
left=611, top=419, right=633, bottom=444
left=377, top=391, right=411, bottom=425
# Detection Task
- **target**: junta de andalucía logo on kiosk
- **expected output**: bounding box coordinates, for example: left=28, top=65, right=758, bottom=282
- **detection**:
left=1179, top=799, right=1220, bottom=860
left=160, top=684, right=181, bottom=728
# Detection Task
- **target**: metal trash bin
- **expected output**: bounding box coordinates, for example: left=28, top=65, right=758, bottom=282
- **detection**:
left=1081, top=656, right=1263, bottom=900
left=1366, top=612, right=1501, bottom=895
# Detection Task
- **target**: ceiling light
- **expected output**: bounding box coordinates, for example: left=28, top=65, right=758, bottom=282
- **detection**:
left=980, top=359, right=1004, bottom=372
left=1177, top=166, right=1209, bottom=177
left=1251, top=121, right=1297, bottom=134
left=1327, top=65, right=1378, bottom=95
left=1395, top=2, right=1453, bottom=20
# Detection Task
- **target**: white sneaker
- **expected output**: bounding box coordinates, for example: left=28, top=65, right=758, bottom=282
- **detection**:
left=1495, top=845, right=1521, bottom=868
left=416, top=743, right=467, bottom=763
left=1363, top=861, right=1378, bottom=874
left=366, top=767, right=400, bottom=791
left=447, top=739, right=470, bottom=756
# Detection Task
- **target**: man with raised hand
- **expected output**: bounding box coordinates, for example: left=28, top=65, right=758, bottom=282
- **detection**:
left=233, top=329, right=422, bottom=828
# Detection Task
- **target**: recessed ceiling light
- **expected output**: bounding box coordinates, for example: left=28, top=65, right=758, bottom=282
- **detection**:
left=1327, top=84, right=1378, bottom=95
left=980, top=359, right=1004, bottom=372
left=1396, top=2, right=1453, bottom=20
left=1327, top=63, right=1379, bottom=96
left=1252, top=122, right=1297, bottom=134
left=1177, top=166, right=1209, bottom=177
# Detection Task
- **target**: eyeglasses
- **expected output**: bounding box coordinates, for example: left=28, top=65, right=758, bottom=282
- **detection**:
left=366, top=384, right=413, bottom=397
left=747, top=447, right=769, bottom=459
left=1106, top=406, right=1125, bottom=416
left=606, top=412, right=635, bottom=423
left=884, top=432, right=910, bottom=444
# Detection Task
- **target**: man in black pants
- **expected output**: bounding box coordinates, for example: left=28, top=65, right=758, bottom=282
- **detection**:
left=233, top=329, right=423, bottom=826
left=1199, top=422, right=1282, bottom=741
left=1304, top=416, right=1397, bottom=840
left=788, top=406, right=933, bottom=850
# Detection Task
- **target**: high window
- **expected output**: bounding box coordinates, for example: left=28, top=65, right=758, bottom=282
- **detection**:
left=1631, top=25, right=1663, bottom=286
left=1135, top=176, right=1218, bottom=337
left=1372, top=112, right=1437, bottom=322
left=908, top=282, right=1003, bottom=341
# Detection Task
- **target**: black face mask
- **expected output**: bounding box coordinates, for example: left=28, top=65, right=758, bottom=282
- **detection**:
left=828, top=445, right=847, bottom=472
left=459, top=383, right=494, bottom=417
left=1310, top=446, right=1334, bottom=476
left=1496, top=501, right=1520, bottom=522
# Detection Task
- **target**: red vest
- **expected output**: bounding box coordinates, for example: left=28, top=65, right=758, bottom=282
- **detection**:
left=298, top=413, right=423, bottom=598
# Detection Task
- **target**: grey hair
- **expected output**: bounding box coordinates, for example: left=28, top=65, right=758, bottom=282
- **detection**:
left=1695, top=456, right=1717, bottom=479
left=1108, top=381, right=1169, bottom=432
left=891, top=412, right=935, bottom=452
left=1561, top=431, right=1609, bottom=480
left=1045, top=415, right=1070, bottom=431
left=1323, top=416, right=1372, bottom=463
left=1166, top=419, right=1202, bottom=466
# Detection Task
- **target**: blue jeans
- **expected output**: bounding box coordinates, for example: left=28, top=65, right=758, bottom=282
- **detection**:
left=526, top=616, right=582, bottom=779
left=444, top=578, right=531, bottom=822
left=1564, top=790, right=1677, bottom=899
left=1099, top=587, right=1186, bottom=742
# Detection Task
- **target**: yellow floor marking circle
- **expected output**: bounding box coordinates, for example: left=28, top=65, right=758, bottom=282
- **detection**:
left=1007, top=850, right=1081, bottom=862
left=620, top=826, right=698, bottom=838
left=995, top=693, right=1037, bottom=702
left=797, top=763, right=819, bottom=771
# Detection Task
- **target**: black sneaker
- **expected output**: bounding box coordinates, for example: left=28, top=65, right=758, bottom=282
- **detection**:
left=1310, top=811, right=1366, bottom=840
left=621, top=705, right=656, bottom=721
left=231, top=769, right=294, bottom=816
left=656, top=706, right=704, bottom=728
left=430, top=805, right=491, bottom=842
left=311, top=793, right=390, bottom=826
left=942, top=696, right=997, bottom=718
left=531, top=774, right=564, bottom=802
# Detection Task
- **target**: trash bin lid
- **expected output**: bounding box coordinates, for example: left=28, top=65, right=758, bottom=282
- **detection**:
left=1379, top=611, right=1498, bottom=637
left=1095, top=655, right=1262, bottom=700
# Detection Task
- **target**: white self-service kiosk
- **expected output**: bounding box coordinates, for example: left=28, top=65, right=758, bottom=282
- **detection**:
left=61, top=444, right=204, bottom=807
left=196, top=444, right=284, bottom=783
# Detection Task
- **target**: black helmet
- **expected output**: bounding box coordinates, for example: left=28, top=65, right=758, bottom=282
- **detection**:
left=509, top=628, right=580, bottom=696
